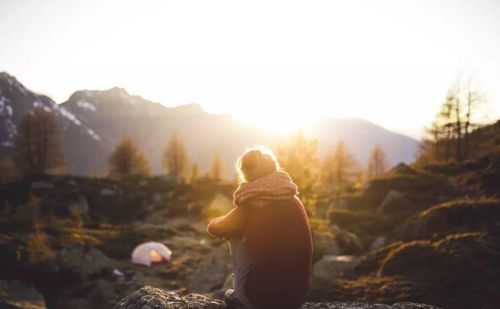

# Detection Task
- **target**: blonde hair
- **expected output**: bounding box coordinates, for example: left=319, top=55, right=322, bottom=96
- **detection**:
left=236, top=146, right=281, bottom=183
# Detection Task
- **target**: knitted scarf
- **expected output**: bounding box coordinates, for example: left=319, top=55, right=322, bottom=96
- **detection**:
left=233, top=170, right=299, bottom=207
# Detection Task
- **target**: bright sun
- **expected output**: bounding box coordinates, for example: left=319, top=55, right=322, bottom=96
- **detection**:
left=233, top=110, right=319, bottom=136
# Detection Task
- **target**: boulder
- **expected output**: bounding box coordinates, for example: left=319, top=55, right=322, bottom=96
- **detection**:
left=390, top=163, right=416, bottom=175
left=313, top=233, right=340, bottom=262
left=370, top=236, right=386, bottom=250
left=333, top=229, right=365, bottom=255
left=30, top=181, right=54, bottom=190
left=377, top=190, right=405, bottom=214
left=188, top=245, right=232, bottom=293
left=377, top=240, right=445, bottom=278
left=378, top=232, right=500, bottom=278
left=113, top=286, right=224, bottom=309
left=0, top=280, right=46, bottom=309
left=362, top=170, right=458, bottom=210
left=413, top=199, right=500, bottom=239
left=52, top=245, right=119, bottom=281
left=313, top=255, right=361, bottom=280
left=113, top=286, right=441, bottom=309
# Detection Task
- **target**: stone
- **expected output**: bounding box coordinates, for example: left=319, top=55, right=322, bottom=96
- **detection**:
left=377, top=190, right=405, bottom=214
left=333, top=229, right=365, bottom=255
left=113, top=286, right=224, bottom=309
left=313, top=233, right=340, bottom=261
left=370, top=236, right=386, bottom=250
left=390, top=163, right=416, bottom=175
left=47, top=246, right=119, bottom=282
left=0, top=280, right=46, bottom=309
left=113, top=286, right=442, bottom=309
left=313, top=255, right=361, bottom=280
left=30, top=181, right=54, bottom=190
left=188, top=245, right=232, bottom=293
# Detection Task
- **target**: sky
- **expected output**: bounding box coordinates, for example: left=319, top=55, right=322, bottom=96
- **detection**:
left=1, top=0, right=499, bottom=138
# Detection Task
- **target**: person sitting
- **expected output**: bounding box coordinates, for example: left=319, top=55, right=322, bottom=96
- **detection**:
left=207, top=147, right=313, bottom=309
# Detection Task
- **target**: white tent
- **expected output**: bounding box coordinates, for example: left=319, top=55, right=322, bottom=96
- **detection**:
left=131, top=242, right=172, bottom=267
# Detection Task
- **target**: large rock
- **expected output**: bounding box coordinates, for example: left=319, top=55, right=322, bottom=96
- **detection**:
left=313, top=233, right=340, bottom=262
left=113, top=286, right=441, bottom=309
left=33, top=246, right=142, bottom=309
left=390, top=163, right=417, bottom=175
left=370, top=236, right=386, bottom=250
left=313, top=255, right=361, bottom=280
left=188, top=245, right=232, bottom=293
left=0, top=280, right=46, bottom=309
left=412, top=199, right=500, bottom=239
left=49, top=245, right=119, bottom=281
left=362, top=169, right=458, bottom=211
left=377, top=190, right=405, bottom=214
left=333, top=228, right=365, bottom=255
left=377, top=232, right=500, bottom=308
left=113, top=286, right=224, bottom=309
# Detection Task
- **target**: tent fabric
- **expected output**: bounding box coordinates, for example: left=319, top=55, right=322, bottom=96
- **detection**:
left=131, top=242, right=172, bottom=267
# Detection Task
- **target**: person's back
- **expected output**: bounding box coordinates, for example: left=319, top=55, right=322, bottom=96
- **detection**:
left=207, top=147, right=313, bottom=309
left=242, top=196, right=312, bottom=308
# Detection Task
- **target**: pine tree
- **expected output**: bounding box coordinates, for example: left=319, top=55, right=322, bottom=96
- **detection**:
left=13, top=108, right=64, bottom=176
left=108, top=137, right=150, bottom=178
left=163, top=133, right=189, bottom=179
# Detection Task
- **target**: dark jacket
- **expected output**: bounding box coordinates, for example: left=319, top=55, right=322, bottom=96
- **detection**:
left=242, top=196, right=312, bottom=308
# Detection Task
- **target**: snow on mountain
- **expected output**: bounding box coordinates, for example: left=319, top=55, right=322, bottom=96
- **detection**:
left=0, top=72, right=104, bottom=167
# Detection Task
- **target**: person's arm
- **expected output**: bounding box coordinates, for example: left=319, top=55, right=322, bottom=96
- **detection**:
left=207, top=207, right=244, bottom=239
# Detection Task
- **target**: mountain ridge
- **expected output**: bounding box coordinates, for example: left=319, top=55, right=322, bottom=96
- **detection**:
left=0, top=72, right=419, bottom=175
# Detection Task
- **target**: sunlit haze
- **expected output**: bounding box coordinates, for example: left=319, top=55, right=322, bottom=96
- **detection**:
left=1, top=0, right=499, bottom=138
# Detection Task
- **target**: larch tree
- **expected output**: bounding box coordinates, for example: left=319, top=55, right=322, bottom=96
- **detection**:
left=189, top=163, right=201, bottom=183
left=13, top=108, right=64, bottom=176
left=463, top=78, right=486, bottom=159
left=416, top=77, right=488, bottom=165
left=208, top=154, right=224, bottom=181
left=163, top=133, right=189, bottom=180
left=276, top=130, right=319, bottom=214
left=108, top=137, right=150, bottom=178
left=322, top=140, right=358, bottom=196
left=366, top=144, right=390, bottom=179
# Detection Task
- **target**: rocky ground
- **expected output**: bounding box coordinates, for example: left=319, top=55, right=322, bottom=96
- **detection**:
left=1, top=154, right=500, bottom=308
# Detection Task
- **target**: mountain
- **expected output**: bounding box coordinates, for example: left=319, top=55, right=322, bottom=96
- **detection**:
left=0, top=72, right=420, bottom=175
left=60, top=87, right=272, bottom=175
left=312, top=118, right=419, bottom=165
left=0, top=72, right=104, bottom=173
